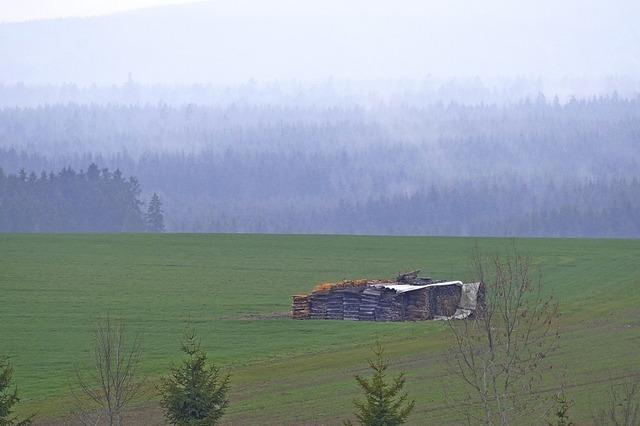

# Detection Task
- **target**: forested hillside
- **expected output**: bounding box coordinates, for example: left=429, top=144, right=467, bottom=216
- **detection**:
left=0, top=91, right=639, bottom=236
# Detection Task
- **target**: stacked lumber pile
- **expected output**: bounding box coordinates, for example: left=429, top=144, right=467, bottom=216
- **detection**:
left=309, top=291, right=329, bottom=319
left=305, top=278, right=392, bottom=321
left=291, top=271, right=477, bottom=322
left=326, top=289, right=344, bottom=320
left=342, top=287, right=363, bottom=320
left=291, top=294, right=310, bottom=319
left=375, top=288, right=399, bottom=321
left=359, top=287, right=381, bottom=321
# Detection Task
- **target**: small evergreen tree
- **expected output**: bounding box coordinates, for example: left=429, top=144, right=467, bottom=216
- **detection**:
left=145, top=193, right=165, bottom=232
left=159, top=328, right=230, bottom=425
left=548, top=388, right=573, bottom=426
left=0, top=356, right=32, bottom=425
left=345, top=341, right=415, bottom=426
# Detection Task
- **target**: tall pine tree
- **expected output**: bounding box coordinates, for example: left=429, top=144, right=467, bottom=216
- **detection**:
left=146, top=192, right=165, bottom=232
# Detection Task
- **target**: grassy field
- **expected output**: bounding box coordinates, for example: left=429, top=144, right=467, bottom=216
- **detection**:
left=0, top=234, right=638, bottom=424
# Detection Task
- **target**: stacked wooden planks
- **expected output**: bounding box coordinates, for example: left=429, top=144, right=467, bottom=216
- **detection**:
left=292, top=273, right=473, bottom=322
left=309, top=291, right=329, bottom=319
left=342, top=287, right=362, bottom=320
left=374, top=288, right=396, bottom=321
left=359, top=287, right=381, bottom=321
left=326, top=289, right=344, bottom=320
left=291, top=294, right=310, bottom=319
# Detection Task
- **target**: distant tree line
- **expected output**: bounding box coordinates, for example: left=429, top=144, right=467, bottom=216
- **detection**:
left=0, top=78, right=593, bottom=109
left=0, top=95, right=639, bottom=236
left=0, top=164, right=164, bottom=232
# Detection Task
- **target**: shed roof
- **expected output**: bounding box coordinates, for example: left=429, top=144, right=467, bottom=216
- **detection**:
left=373, top=280, right=463, bottom=293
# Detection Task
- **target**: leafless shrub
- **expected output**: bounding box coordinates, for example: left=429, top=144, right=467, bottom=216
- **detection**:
left=592, top=376, right=640, bottom=426
left=70, top=316, right=144, bottom=425
left=444, top=246, right=560, bottom=425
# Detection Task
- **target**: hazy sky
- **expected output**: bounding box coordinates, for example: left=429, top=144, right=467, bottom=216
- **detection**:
left=0, top=0, right=197, bottom=22
left=1, top=0, right=639, bottom=84
left=4, top=0, right=636, bottom=22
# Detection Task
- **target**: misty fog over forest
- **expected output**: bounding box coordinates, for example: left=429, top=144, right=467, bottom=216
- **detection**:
left=1, top=81, right=639, bottom=236
left=1, top=0, right=639, bottom=237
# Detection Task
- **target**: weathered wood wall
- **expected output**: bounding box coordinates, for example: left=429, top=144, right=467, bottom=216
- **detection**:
left=293, top=283, right=466, bottom=321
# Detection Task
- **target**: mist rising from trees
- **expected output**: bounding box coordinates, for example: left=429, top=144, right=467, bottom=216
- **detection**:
left=1, top=85, right=638, bottom=236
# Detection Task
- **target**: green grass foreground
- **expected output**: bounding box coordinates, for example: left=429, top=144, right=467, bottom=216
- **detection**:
left=1, top=234, right=638, bottom=424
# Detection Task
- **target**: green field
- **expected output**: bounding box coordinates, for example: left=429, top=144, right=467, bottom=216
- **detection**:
left=1, top=234, right=639, bottom=424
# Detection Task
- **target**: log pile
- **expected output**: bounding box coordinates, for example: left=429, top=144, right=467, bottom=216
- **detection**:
left=405, top=288, right=429, bottom=321
left=423, top=288, right=434, bottom=319
left=396, top=270, right=434, bottom=285
left=291, top=294, right=310, bottom=319
left=375, top=289, right=402, bottom=321
left=432, top=285, right=462, bottom=317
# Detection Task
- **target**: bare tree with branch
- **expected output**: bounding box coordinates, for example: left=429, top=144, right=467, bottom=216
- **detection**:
left=592, top=376, right=640, bottom=426
left=70, top=316, right=144, bottom=426
left=444, top=246, right=560, bottom=425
